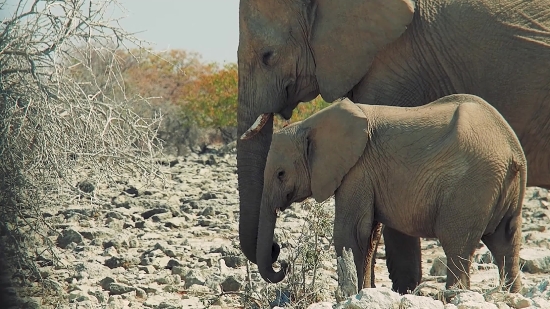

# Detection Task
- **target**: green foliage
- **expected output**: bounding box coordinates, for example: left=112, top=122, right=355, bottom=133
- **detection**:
left=274, top=96, right=331, bottom=130
left=114, top=48, right=331, bottom=129
left=123, top=48, right=204, bottom=106
left=183, top=62, right=239, bottom=127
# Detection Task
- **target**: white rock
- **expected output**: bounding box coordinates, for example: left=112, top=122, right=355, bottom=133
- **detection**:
left=106, top=295, right=129, bottom=309
left=218, top=258, right=229, bottom=274
left=450, top=291, right=498, bottom=309
left=456, top=303, right=498, bottom=309
left=525, top=199, right=544, bottom=209
left=307, top=302, right=334, bottom=309
left=334, top=287, right=401, bottom=309
left=530, top=296, right=550, bottom=308
left=505, top=293, right=531, bottom=308
left=519, top=248, right=550, bottom=273
left=494, top=302, right=511, bottom=309
left=400, top=294, right=445, bottom=309
left=452, top=291, right=487, bottom=305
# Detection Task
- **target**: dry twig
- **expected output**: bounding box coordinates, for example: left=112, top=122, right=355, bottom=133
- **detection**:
left=0, top=0, right=162, bottom=304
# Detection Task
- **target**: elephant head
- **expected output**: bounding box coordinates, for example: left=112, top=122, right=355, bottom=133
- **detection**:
left=256, top=100, right=370, bottom=283
left=237, top=0, right=415, bottom=266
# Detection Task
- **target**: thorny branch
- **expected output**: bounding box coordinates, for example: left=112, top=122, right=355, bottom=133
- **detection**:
left=0, top=0, right=163, bottom=304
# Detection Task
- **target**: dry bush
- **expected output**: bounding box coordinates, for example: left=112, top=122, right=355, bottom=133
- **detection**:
left=132, top=98, right=238, bottom=156
left=198, top=200, right=335, bottom=308
left=240, top=199, right=336, bottom=309
left=0, top=0, right=162, bottom=301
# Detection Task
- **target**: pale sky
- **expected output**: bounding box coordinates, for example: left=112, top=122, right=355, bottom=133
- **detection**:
left=1, top=0, right=240, bottom=64
left=117, top=0, right=239, bottom=64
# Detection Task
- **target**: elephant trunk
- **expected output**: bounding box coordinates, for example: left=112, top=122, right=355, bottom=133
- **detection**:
left=236, top=82, right=280, bottom=265
left=256, top=194, right=288, bottom=283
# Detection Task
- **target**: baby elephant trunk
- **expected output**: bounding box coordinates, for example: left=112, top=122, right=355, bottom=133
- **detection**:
left=256, top=196, right=288, bottom=283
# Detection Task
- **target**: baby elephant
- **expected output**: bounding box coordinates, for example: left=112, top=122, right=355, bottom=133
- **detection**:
left=254, top=94, right=526, bottom=293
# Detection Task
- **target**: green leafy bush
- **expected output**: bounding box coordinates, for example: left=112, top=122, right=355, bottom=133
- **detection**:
left=117, top=49, right=331, bottom=130
left=183, top=62, right=239, bottom=127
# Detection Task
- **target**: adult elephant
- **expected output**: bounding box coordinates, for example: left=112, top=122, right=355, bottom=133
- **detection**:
left=236, top=0, right=550, bottom=294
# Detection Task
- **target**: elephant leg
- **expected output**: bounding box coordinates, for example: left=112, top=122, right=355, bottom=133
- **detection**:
left=383, top=227, right=421, bottom=294
left=334, top=213, right=375, bottom=291
left=438, top=228, right=482, bottom=291
left=481, top=213, right=522, bottom=293
left=442, top=254, right=473, bottom=290
left=333, top=230, right=368, bottom=293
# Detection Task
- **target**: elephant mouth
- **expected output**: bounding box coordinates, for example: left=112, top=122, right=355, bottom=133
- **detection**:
left=276, top=205, right=288, bottom=215
left=281, top=87, right=319, bottom=120
left=276, top=196, right=309, bottom=215
left=298, top=88, right=321, bottom=103
left=280, top=108, right=293, bottom=120
left=276, top=203, right=292, bottom=215
left=277, top=196, right=307, bottom=214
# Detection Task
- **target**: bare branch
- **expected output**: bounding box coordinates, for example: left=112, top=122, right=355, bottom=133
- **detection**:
left=0, top=0, right=162, bottom=305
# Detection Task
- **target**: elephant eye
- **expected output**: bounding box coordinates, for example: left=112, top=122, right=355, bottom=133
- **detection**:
left=262, top=51, right=274, bottom=66
left=277, top=170, right=285, bottom=181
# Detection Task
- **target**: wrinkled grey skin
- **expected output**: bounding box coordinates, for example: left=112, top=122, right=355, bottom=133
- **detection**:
left=236, top=0, right=550, bottom=294
left=258, top=96, right=526, bottom=293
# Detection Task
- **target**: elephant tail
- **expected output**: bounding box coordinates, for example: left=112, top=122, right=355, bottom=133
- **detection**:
left=497, top=157, right=527, bottom=238
left=362, top=221, right=383, bottom=288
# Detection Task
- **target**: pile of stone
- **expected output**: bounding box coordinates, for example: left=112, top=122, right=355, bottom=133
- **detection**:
left=5, top=143, right=550, bottom=308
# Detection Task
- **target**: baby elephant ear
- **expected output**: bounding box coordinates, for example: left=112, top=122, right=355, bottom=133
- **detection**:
left=305, top=99, right=370, bottom=202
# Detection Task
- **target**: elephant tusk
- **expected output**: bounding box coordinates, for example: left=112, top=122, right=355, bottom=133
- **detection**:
left=282, top=120, right=290, bottom=128
left=240, top=113, right=273, bottom=140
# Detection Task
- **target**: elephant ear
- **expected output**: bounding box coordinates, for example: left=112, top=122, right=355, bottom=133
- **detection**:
left=305, top=99, right=370, bottom=202
left=310, top=0, right=415, bottom=102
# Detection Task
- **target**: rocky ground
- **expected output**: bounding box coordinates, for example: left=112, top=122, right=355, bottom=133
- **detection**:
left=5, top=142, right=550, bottom=309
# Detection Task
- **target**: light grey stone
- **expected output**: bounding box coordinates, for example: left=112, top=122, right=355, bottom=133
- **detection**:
left=108, top=283, right=135, bottom=295
left=221, top=275, right=243, bottom=292
left=520, top=248, right=550, bottom=273
left=57, top=228, right=84, bottom=248
left=334, top=287, right=401, bottom=309
left=430, top=256, right=448, bottom=276
left=183, top=270, right=205, bottom=288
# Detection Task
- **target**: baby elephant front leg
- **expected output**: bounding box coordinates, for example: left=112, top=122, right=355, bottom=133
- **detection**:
left=333, top=170, right=376, bottom=291
left=333, top=212, right=374, bottom=291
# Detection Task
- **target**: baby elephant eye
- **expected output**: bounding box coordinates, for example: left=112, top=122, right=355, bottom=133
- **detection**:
left=262, top=51, right=274, bottom=66
left=277, top=170, right=285, bottom=180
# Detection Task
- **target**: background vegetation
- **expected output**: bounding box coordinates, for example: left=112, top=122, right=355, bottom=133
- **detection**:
left=76, top=48, right=331, bottom=131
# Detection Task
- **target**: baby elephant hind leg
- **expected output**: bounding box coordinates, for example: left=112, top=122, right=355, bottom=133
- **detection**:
left=436, top=203, right=487, bottom=290
left=481, top=212, right=522, bottom=293
left=438, top=234, right=481, bottom=291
